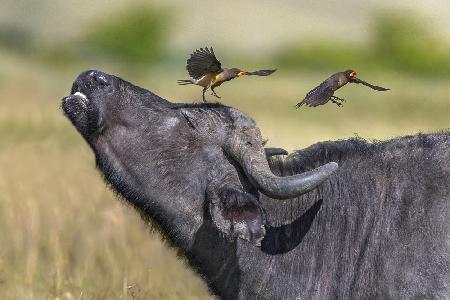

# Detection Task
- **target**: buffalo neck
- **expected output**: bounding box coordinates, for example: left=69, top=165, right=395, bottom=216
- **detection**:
left=91, top=114, right=207, bottom=250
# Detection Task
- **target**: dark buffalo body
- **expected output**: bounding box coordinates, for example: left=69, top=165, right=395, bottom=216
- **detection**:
left=62, top=70, right=450, bottom=299
left=259, top=134, right=450, bottom=299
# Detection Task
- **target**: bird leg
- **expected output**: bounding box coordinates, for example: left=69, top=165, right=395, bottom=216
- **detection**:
left=211, top=88, right=221, bottom=99
left=330, top=98, right=343, bottom=107
left=202, top=87, right=208, bottom=102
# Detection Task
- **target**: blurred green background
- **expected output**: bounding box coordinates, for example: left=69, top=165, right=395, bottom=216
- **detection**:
left=0, top=0, right=449, bottom=299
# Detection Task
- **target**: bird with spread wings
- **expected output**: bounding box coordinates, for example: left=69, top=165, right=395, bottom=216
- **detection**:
left=178, top=47, right=276, bottom=102
left=295, top=70, right=389, bottom=108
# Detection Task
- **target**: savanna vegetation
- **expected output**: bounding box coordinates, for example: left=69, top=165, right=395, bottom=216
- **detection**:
left=0, top=3, right=448, bottom=299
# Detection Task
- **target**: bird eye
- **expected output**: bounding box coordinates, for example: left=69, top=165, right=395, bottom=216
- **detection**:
left=349, top=71, right=357, bottom=77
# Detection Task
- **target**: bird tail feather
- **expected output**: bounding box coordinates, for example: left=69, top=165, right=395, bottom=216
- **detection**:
left=177, top=79, right=194, bottom=85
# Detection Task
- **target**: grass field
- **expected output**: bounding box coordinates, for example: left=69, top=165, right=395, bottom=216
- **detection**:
left=0, top=50, right=449, bottom=299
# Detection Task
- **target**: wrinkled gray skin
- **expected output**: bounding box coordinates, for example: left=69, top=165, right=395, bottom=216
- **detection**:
left=62, top=71, right=450, bottom=299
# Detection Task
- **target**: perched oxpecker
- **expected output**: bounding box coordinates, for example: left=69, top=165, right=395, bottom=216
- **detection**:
left=178, top=47, right=276, bottom=102
left=295, top=70, right=389, bottom=108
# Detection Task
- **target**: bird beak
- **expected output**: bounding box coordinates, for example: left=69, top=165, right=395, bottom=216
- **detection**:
left=237, top=71, right=248, bottom=77
left=349, top=76, right=361, bottom=83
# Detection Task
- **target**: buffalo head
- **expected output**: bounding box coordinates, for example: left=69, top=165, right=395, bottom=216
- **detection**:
left=62, top=70, right=337, bottom=246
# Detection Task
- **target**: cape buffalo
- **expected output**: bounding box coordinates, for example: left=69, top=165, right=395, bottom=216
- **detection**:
left=62, top=70, right=450, bottom=299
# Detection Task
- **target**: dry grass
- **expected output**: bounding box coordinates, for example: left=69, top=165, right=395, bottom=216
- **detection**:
left=0, top=139, right=211, bottom=299
left=0, top=51, right=448, bottom=299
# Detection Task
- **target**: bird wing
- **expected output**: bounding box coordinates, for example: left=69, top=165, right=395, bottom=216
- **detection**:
left=351, top=77, right=390, bottom=91
left=246, top=69, right=277, bottom=76
left=296, top=83, right=334, bottom=108
left=186, top=47, right=222, bottom=80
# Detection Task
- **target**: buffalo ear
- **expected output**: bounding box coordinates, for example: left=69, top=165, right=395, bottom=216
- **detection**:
left=208, top=188, right=266, bottom=246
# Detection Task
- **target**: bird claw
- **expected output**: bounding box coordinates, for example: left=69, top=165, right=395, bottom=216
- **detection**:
left=331, top=96, right=345, bottom=102
left=211, top=91, right=221, bottom=99
left=331, top=99, right=343, bottom=107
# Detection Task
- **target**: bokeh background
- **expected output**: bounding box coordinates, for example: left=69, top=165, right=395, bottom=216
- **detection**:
left=1, top=0, right=449, bottom=298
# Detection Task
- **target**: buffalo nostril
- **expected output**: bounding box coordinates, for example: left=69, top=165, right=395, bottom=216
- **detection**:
left=89, top=71, right=109, bottom=85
